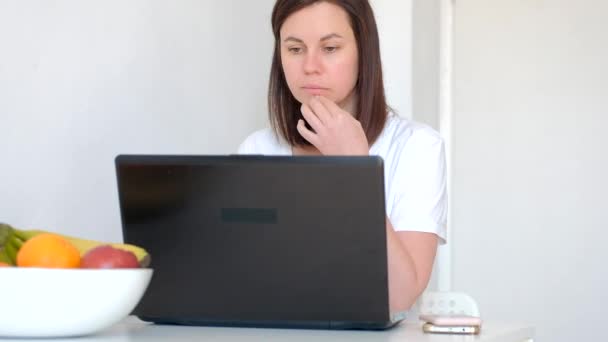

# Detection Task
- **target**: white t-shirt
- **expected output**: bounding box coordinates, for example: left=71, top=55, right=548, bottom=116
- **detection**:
left=237, top=113, right=447, bottom=244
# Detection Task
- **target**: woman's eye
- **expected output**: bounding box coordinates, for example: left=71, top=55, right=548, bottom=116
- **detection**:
left=288, top=47, right=303, bottom=54
left=324, top=46, right=338, bottom=53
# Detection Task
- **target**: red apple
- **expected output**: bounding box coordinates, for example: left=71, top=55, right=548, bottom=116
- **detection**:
left=81, top=245, right=140, bottom=269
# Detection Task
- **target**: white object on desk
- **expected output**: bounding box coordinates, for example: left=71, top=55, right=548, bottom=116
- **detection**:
left=419, top=291, right=481, bottom=317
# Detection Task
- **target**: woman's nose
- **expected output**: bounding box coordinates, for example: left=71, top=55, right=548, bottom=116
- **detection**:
left=303, top=51, right=322, bottom=75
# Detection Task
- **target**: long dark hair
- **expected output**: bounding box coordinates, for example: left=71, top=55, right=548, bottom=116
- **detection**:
left=269, top=0, right=388, bottom=147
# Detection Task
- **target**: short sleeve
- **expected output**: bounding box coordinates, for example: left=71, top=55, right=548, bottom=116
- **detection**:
left=236, top=128, right=291, bottom=155
left=388, top=130, right=448, bottom=244
left=237, top=134, right=256, bottom=154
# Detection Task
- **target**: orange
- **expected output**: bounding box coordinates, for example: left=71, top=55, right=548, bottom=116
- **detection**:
left=16, top=233, right=81, bottom=268
left=0, top=262, right=11, bottom=267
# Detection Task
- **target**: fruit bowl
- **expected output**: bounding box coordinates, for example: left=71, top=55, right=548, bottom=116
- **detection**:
left=0, top=267, right=153, bottom=338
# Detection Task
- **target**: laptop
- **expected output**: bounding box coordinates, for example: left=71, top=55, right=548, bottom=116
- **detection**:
left=115, top=154, right=405, bottom=330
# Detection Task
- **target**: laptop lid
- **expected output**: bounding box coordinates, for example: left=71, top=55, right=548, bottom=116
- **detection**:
left=115, top=155, right=393, bottom=329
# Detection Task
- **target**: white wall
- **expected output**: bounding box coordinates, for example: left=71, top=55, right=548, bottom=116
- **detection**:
left=0, top=0, right=275, bottom=241
left=411, top=0, right=439, bottom=130
left=0, top=1, right=413, bottom=243
left=370, top=0, right=413, bottom=119
left=452, top=0, right=608, bottom=341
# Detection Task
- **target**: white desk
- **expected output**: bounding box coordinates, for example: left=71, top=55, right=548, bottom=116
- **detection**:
left=2, top=317, right=534, bottom=342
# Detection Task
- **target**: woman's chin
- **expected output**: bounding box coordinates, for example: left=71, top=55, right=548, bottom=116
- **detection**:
left=297, top=92, right=335, bottom=104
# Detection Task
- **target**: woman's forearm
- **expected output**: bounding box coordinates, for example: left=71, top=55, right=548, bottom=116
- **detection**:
left=385, top=217, right=437, bottom=312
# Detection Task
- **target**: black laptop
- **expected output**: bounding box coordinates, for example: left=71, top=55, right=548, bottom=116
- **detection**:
left=115, top=154, right=405, bottom=330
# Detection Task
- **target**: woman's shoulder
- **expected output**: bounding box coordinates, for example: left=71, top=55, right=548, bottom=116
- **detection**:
left=237, top=127, right=290, bottom=155
left=373, top=113, right=444, bottom=153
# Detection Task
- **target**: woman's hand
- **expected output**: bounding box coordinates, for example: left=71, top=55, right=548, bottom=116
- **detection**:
left=297, top=96, right=369, bottom=156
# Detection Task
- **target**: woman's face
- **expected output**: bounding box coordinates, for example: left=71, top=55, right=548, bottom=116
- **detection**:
left=280, top=1, right=359, bottom=113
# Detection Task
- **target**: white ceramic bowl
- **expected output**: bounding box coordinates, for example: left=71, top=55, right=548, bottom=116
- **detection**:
left=0, top=267, right=153, bottom=338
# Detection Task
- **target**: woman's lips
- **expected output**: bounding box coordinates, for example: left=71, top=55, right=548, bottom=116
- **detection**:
left=302, top=86, right=328, bottom=95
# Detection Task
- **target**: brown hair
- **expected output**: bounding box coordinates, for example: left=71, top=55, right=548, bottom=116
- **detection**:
left=269, top=0, right=388, bottom=147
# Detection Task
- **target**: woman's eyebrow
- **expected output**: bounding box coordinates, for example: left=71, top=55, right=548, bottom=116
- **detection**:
left=283, top=36, right=304, bottom=43
left=320, top=33, right=343, bottom=41
left=283, top=33, right=344, bottom=44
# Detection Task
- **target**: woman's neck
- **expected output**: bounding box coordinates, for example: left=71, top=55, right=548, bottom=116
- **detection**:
left=291, top=145, right=321, bottom=156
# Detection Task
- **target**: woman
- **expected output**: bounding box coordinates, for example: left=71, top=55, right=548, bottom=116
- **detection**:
left=238, top=0, right=447, bottom=313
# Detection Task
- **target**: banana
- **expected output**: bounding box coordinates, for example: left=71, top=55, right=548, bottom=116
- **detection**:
left=0, top=224, right=151, bottom=268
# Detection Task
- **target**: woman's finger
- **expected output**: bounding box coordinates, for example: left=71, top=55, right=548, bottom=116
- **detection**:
left=316, top=95, right=343, bottom=116
left=300, top=103, right=324, bottom=133
left=308, top=96, right=334, bottom=124
left=296, top=119, right=321, bottom=147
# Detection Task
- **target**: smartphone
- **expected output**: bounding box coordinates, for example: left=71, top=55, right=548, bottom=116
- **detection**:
left=419, top=314, right=482, bottom=326
left=422, top=322, right=481, bottom=335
